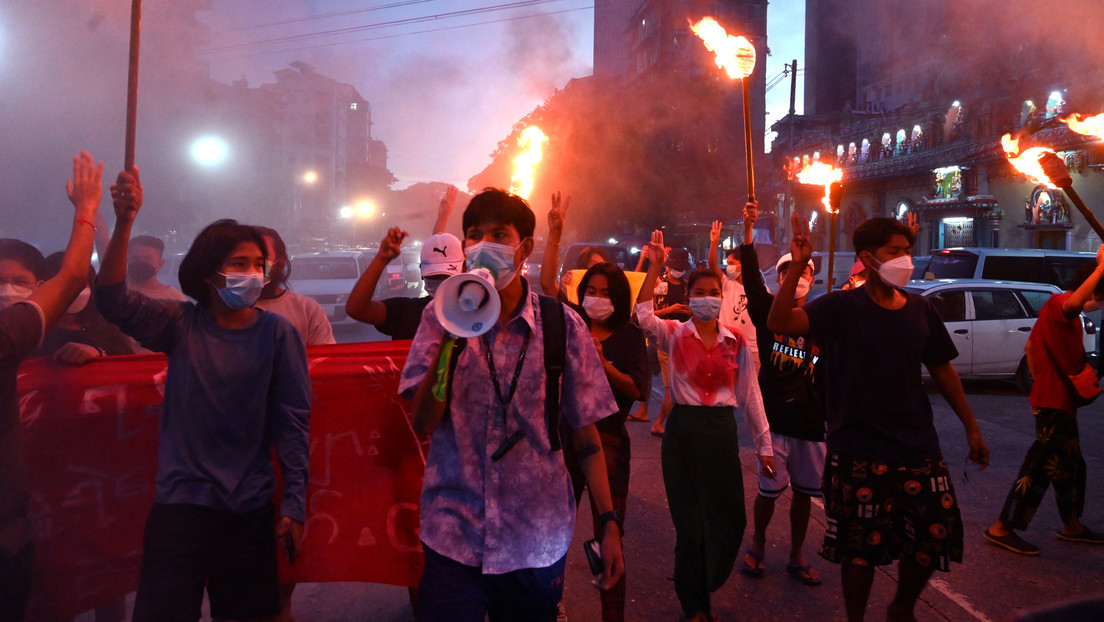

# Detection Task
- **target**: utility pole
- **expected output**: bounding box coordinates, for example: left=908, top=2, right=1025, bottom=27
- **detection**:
left=783, top=59, right=798, bottom=247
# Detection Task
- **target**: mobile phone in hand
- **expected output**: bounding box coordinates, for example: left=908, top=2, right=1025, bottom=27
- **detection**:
left=583, top=538, right=602, bottom=576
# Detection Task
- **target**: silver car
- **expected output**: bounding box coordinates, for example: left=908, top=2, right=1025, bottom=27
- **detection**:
left=903, top=279, right=1097, bottom=393
left=287, top=250, right=375, bottom=326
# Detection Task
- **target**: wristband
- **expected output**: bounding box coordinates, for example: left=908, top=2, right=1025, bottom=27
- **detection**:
left=74, top=218, right=96, bottom=231
left=597, top=510, right=623, bottom=536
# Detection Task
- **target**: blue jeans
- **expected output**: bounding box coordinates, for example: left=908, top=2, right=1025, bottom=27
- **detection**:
left=416, top=543, right=566, bottom=622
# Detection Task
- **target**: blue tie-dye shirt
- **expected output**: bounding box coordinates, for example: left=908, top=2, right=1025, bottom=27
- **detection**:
left=399, top=281, right=617, bottom=574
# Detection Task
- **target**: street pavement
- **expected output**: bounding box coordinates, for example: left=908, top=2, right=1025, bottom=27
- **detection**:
left=80, top=364, right=1104, bottom=621
left=273, top=375, right=1104, bottom=622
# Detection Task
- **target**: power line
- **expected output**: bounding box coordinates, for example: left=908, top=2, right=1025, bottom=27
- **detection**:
left=199, top=5, right=592, bottom=61
left=202, top=0, right=588, bottom=54
left=220, top=0, right=441, bottom=33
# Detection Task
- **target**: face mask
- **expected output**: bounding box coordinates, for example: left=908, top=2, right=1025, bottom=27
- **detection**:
left=127, top=260, right=157, bottom=283
left=465, top=241, right=519, bottom=290
left=688, top=296, right=723, bottom=322
left=725, top=265, right=741, bottom=280
left=872, top=255, right=914, bottom=288
left=67, top=287, right=91, bottom=314
left=215, top=272, right=265, bottom=310
left=0, top=283, right=34, bottom=310
left=423, top=278, right=443, bottom=295
left=582, top=296, right=615, bottom=322
left=668, top=269, right=686, bottom=280
left=794, top=279, right=811, bottom=300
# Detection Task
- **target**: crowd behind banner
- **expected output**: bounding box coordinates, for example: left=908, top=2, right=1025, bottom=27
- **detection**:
left=20, top=343, right=426, bottom=621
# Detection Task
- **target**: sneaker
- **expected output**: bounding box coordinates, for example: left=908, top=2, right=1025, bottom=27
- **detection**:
left=983, top=529, right=1039, bottom=555
left=1057, top=527, right=1104, bottom=544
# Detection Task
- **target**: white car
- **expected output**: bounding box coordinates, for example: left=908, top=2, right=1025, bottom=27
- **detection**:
left=903, top=279, right=1098, bottom=392
left=287, top=250, right=376, bottom=326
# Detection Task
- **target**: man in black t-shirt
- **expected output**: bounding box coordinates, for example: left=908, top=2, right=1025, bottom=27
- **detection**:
left=768, top=216, right=989, bottom=622
left=346, top=230, right=464, bottom=340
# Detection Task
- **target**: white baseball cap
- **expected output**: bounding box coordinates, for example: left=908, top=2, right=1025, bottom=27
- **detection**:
left=420, top=233, right=464, bottom=277
left=775, top=253, right=815, bottom=274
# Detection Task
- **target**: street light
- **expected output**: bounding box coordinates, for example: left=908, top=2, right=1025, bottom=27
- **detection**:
left=302, top=170, right=318, bottom=185
left=190, top=136, right=229, bottom=167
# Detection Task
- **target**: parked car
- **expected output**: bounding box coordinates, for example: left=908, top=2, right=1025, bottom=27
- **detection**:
left=914, top=248, right=1097, bottom=290
left=522, top=249, right=544, bottom=289
left=287, top=250, right=405, bottom=326
left=902, top=279, right=1097, bottom=392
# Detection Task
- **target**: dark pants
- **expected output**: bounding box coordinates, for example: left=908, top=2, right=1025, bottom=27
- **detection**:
left=1000, top=408, right=1086, bottom=529
left=661, top=405, right=746, bottom=618
left=0, top=541, right=33, bottom=622
left=567, top=427, right=631, bottom=622
left=416, top=543, right=566, bottom=622
left=132, top=503, right=280, bottom=622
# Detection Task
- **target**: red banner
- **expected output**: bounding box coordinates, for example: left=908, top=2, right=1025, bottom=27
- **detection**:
left=20, top=342, right=426, bottom=621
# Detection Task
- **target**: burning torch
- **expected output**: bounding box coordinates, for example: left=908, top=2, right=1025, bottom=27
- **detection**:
left=1001, top=130, right=1104, bottom=239
left=794, top=161, right=844, bottom=292
left=690, top=17, right=757, bottom=202
left=509, top=126, right=548, bottom=200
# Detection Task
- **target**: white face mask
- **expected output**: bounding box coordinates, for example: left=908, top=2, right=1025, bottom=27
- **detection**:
left=872, top=255, right=914, bottom=288
left=794, top=279, right=811, bottom=300
left=465, top=241, right=519, bottom=291
left=582, top=296, right=615, bottom=322
left=725, top=265, right=741, bottom=280
left=67, top=287, right=92, bottom=314
left=688, top=296, right=723, bottom=322
left=668, top=269, right=686, bottom=280
left=0, top=283, right=34, bottom=310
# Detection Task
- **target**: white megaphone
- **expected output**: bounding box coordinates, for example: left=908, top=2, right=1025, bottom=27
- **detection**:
left=435, top=267, right=501, bottom=338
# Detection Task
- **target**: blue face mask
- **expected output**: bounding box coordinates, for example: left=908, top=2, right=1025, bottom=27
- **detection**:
left=688, top=296, right=723, bottom=322
left=215, top=272, right=265, bottom=309
left=465, top=241, right=519, bottom=290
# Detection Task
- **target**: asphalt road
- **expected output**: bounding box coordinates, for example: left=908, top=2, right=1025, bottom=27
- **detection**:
left=75, top=359, right=1104, bottom=621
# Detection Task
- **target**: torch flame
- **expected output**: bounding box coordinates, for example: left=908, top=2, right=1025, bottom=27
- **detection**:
left=509, top=126, right=547, bottom=200
left=1061, top=113, right=1104, bottom=140
left=689, top=17, right=756, bottom=79
left=794, top=161, right=844, bottom=213
left=1000, top=133, right=1058, bottom=189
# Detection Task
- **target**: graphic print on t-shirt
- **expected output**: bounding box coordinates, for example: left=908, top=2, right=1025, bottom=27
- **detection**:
left=770, top=334, right=819, bottom=376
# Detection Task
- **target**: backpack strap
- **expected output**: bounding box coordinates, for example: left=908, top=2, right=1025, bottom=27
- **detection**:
left=539, top=295, right=566, bottom=451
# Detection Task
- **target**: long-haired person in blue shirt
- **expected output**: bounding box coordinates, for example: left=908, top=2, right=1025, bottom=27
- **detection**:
left=95, top=169, right=312, bottom=622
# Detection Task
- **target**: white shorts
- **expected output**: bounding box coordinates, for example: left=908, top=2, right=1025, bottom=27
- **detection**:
left=757, top=432, right=826, bottom=498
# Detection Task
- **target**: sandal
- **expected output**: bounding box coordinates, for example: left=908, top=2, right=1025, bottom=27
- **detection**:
left=786, top=563, right=822, bottom=586
left=740, top=549, right=765, bottom=578
left=626, top=411, right=650, bottom=422
left=1057, top=527, right=1104, bottom=544
left=983, top=529, right=1039, bottom=555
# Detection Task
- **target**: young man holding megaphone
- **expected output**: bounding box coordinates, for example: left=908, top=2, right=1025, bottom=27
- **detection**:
left=398, top=188, right=625, bottom=622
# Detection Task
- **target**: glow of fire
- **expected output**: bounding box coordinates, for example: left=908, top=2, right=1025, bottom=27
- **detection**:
left=1000, top=133, right=1058, bottom=189
left=509, top=126, right=547, bottom=199
left=1061, top=113, right=1104, bottom=140
left=794, top=162, right=844, bottom=213
left=689, top=17, right=756, bottom=79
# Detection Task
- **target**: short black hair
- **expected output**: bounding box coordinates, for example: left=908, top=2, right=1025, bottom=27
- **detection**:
left=462, top=188, right=536, bottom=239
left=578, top=262, right=632, bottom=329
left=178, top=219, right=267, bottom=308
left=254, top=225, right=291, bottom=287
left=129, top=235, right=166, bottom=257
left=724, top=248, right=740, bottom=261
left=1071, top=262, right=1104, bottom=297
left=0, top=239, right=46, bottom=280
left=853, top=217, right=915, bottom=255
left=687, top=268, right=722, bottom=292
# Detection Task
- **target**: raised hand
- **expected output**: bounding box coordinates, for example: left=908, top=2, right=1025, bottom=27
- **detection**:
left=66, top=151, right=103, bottom=218
left=440, top=185, right=458, bottom=217
left=744, top=202, right=758, bottom=226
left=646, top=229, right=666, bottom=265
left=378, top=227, right=408, bottom=262
left=790, top=212, right=813, bottom=264
left=549, top=191, right=572, bottom=239
left=710, top=220, right=722, bottom=247
left=109, top=167, right=142, bottom=223
left=907, top=211, right=920, bottom=236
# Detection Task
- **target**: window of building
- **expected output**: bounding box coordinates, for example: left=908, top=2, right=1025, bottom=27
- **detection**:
left=932, top=166, right=962, bottom=199
left=349, top=102, right=358, bottom=110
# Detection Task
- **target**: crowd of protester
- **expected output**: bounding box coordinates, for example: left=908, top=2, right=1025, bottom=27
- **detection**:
left=10, top=153, right=1104, bottom=622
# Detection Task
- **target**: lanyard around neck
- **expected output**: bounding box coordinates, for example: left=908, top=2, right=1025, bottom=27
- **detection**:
left=481, top=330, right=532, bottom=422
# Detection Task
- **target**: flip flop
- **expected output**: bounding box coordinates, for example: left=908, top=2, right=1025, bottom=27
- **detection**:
left=983, top=529, right=1039, bottom=555
left=1057, top=527, right=1104, bottom=544
left=786, top=563, right=822, bottom=586
left=740, top=550, right=765, bottom=578
left=626, top=412, right=650, bottom=422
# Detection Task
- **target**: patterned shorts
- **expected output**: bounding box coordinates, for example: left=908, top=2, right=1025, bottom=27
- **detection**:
left=820, top=453, right=963, bottom=571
